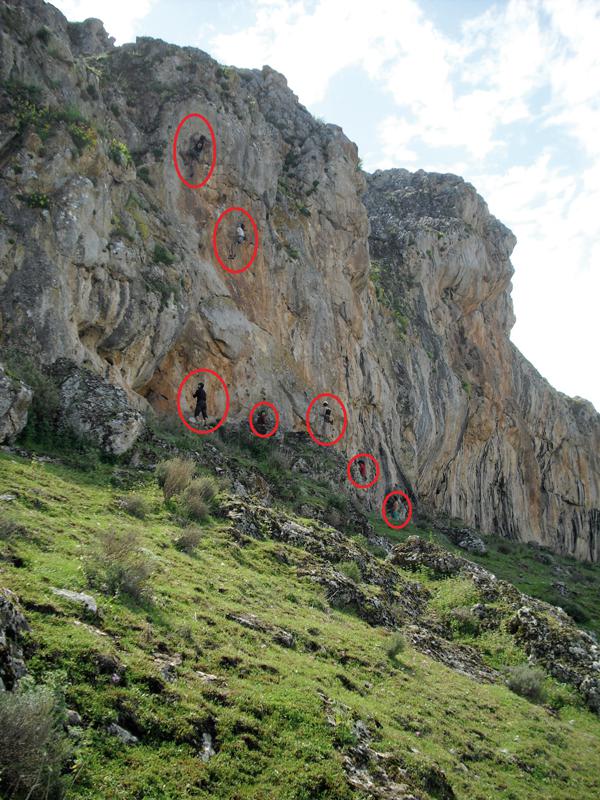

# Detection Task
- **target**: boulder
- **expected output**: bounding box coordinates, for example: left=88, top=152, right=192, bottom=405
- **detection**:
left=438, top=525, right=488, bottom=555
left=392, top=536, right=465, bottom=576
left=0, top=365, right=32, bottom=445
left=107, top=722, right=139, bottom=745
left=52, top=587, right=98, bottom=615
left=0, top=588, right=30, bottom=690
left=48, top=360, right=144, bottom=455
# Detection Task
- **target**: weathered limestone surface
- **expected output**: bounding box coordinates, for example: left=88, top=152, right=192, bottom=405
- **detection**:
left=0, top=0, right=598, bottom=558
left=365, top=169, right=600, bottom=561
left=0, top=364, right=31, bottom=443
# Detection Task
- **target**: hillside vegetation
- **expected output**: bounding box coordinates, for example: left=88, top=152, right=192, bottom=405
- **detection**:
left=1, top=425, right=600, bottom=800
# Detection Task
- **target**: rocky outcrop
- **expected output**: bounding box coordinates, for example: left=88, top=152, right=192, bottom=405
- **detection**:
left=0, top=587, right=29, bottom=690
left=391, top=536, right=600, bottom=712
left=508, top=606, right=600, bottom=713
left=48, top=360, right=144, bottom=454
left=0, top=364, right=31, bottom=444
left=0, top=0, right=598, bottom=559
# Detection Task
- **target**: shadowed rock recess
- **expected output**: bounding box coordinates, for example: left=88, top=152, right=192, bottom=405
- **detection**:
left=0, top=0, right=598, bottom=560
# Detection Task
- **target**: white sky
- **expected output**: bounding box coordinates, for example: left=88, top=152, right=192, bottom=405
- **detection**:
left=53, top=0, right=600, bottom=410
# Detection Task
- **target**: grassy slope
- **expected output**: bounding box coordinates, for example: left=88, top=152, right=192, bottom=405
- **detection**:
left=1, top=449, right=600, bottom=800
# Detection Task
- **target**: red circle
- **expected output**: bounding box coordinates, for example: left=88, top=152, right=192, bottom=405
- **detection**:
left=305, top=393, right=348, bottom=447
left=172, top=113, right=217, bottom=189
left=347, top=453, right=380, bottom=489
left=176, top=369, right=230, bottom=435
left=212, top=207, right=259, bottom=275
left=248, top=401, right=280, bottom=439
left=381, top=490, right=413, bottom=530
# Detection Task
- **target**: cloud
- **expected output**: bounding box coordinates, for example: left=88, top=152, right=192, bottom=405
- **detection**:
left=209, top=0, right=448, bottom=106
left=52, top=0, right=156, bottom=44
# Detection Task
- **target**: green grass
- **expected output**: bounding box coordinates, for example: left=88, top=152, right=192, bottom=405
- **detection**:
left=1, top=450, right=600, bottom=799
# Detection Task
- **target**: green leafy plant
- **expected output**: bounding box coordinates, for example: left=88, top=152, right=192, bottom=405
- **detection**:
left=137, top=165, right=153, bottom=185
left=19, top=192, right=50, bottom=209
left=68, top=121, right=97, bottom=152
left=386, top=632, right=406, bottom=661
left=153, top=243, right=175, bottom=265
left=337, top=560, right=361, bottom=583
left=109, top=138, right=132, bottom=167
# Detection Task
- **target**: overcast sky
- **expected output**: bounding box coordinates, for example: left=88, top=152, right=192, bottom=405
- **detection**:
left=53, top=0, right=600, bottom=411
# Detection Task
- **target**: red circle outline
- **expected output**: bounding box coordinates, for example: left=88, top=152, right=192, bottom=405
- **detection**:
left=176, top=369, right=230, bottom=435
left=381, top=490, right=413, bottom=530
left=212, top=207, right=259, bottom=275
left=249, top=401, right=280, bottom=439
left=305, top=393, right=348, bottom=447
left=172, top=113, right=217, bottom=189
left=347, top=453, right=380, bottom=489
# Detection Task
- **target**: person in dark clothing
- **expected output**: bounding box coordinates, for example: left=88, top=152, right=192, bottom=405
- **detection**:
left=193, top=134, right=208, bottom=158
left=192, top=382, right=207, bottom=422
left=357, top=459, right=367, bottom=481
left=182, top=134, right=210, bottom=179
left=254, top=408, right=269, bottom=435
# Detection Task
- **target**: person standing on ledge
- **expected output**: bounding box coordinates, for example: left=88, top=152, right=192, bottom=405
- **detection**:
left=192, top=381, right=208, bottom=424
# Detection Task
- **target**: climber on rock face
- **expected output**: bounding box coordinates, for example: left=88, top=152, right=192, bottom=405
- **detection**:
left=181, top=134, right=209, bottom=179
left=255, top=408, right=269, bottom=435
left=357, top=459, right=367, bottom=481
left=388, top=495, right=405, bottom=524
left=192, top=381, right=208, bottom=424
left=319, top=400, right=334, bottom=439
left=229, top=222, right=247, bottom=260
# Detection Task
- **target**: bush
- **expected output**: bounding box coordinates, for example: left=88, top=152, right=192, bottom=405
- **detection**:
left=119, top=494, right=149, bottom=519
left=560, top=600, right=590, bottom=625
left=36, top=26, right=51, bottom=44
left=181, top=476, right=219, bottom=522
left=2, top=351, right=60, bottom=444
left=19, top=192, right=50, bottom=209
left=156, top=458, right=195, bottom=500
left=108, top=138, right=132, bottom=167
left=0, top=515, right=29, bottom=540
left=506, top=664, right=547, bottom=703
left=68, top=121, right=97, bottom=152
left=337, top=560, right=361, bottom=583
left=0, top=682, right=70, bottom=799
left=153, top=243, right=175, bottom=265
left=449, top=606, right=481, bottom=637
left=386, top=633, right=406, bottom=661
left=137, top=165, right=152, bottom=185
left=84, top=529, right=154, bottom=601
left=174, top=524, right=203, bottom=554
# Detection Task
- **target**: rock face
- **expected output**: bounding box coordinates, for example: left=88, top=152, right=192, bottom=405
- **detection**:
left=48, top=360, right=144, bottom=455
left=0, top=0, right=598, bottom=558
left=365, top=170, right=600, bottom=561
left=0, top=587, right=29, bottom=690
left=0, top=364, right=32, bottom=444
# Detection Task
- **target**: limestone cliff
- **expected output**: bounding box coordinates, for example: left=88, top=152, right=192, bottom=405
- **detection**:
left=0, top=0, right=598, bottom=560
